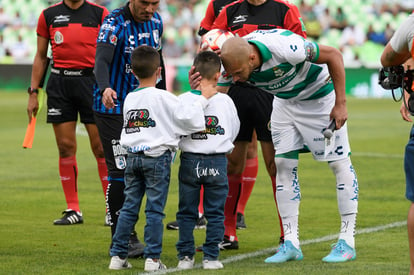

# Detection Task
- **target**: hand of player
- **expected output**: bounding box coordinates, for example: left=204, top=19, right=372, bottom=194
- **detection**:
left=102, top=88, right=118, bottom=109
left=27, top=94, right=39, bottom=123
left=188, top=66, right=202, bottom=90
left=329, top=102, right=348, bottom=130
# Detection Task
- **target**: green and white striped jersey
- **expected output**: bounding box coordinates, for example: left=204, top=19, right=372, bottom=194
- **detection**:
left=219, top=29, right=335, bottom=101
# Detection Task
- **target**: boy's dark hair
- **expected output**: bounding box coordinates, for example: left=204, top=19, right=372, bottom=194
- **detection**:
left=193, top=51, right=221, bottom=80
left=131, top=45, right=160, bottom=79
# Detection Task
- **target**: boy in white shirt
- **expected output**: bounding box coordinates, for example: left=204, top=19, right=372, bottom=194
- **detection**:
left=109, top=46, right=215, bottom=271
left=175, top=51, right=240, bottom=270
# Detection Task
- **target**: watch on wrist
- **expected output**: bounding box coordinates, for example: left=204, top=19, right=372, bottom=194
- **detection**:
left=28, top=87, right=39, bottom=95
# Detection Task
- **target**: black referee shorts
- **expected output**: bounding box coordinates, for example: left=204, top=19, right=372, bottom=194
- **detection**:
left=227, top=82, right=273, bottom=142
left=46, top=70, right=96, bottom=124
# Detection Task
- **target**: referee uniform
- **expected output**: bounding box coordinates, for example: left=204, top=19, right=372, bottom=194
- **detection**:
left=33, top=0, right=109, bottom=225
left=37, top=1, right=107, bottom=124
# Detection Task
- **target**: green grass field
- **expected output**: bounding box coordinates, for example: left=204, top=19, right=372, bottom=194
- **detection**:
left=0, top=91, right=412, bottom=274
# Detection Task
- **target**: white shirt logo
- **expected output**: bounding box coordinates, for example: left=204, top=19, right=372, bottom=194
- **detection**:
left=233, top=15, right=248, bottom=24
left=54, top=15, right=70, bottom=23
left=48, top=108, right=62, bottom=116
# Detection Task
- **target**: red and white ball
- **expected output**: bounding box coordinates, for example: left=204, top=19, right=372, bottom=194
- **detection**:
left=200, top=29, right=235, bottom=51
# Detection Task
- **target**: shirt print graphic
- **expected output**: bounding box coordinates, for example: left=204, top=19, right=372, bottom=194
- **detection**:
left=191, top=115, right=225, bottom=139
left=124, top=109, right=156, bottom=134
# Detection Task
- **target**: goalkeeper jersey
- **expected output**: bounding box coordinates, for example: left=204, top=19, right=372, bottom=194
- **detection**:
left=219, top=29, right=334, bottom=101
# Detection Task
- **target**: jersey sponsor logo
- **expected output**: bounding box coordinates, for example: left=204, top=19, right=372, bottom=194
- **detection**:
left=124, top=36, right=135, bottom=53
left=48, top=108, right=62, bottom=116
left=123, top=109, right=156, bottom=134
left=265, top=70, right=297, bottom=90
left=273, top=67, right=284, bottom=77
left=138, top=33, right=150, bottom=40
left=151, top=17, right=161, bottom=24
left=53, top=15, right=70, bottom=23
left=125, top=64, right=132, bottom=74
left=54, top=31, right=64, bottom=44
left=191, top=116, right=225, bottom=139
left=232, top=14, right=248, bottom=24
left=101, top=23, right=116, bottom=32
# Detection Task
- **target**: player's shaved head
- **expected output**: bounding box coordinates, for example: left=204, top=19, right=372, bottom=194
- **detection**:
left=220, top=37, right=257, bottom=82
left=221, top=37, right=250, bottom=69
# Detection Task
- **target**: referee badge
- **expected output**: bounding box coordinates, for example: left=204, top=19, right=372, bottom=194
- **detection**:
left=54, top=31, right=63, bottom=44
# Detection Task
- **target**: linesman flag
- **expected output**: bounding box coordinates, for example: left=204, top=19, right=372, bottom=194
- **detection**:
left=22, top=88, right=45, bottom=149
left=22, top=57, right=50, bottom=149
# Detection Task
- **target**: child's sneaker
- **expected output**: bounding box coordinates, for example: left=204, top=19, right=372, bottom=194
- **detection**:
left=264, top=240, right=303, bottom=263
left=109, top=256, right=132, bottom=270
left=322, top=239, right=356, bottom=263
left=144, top=258, right=166, bottom=271
left=177, top=256, right=194, bottom=269
left=203, top=259, right=223, bottom=269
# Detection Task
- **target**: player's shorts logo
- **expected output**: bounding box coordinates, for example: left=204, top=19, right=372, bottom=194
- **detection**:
left=115, top=156, right=126, bottom=170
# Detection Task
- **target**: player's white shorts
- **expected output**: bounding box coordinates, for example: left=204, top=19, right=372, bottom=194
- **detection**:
left=271, top=91, right=351, bottom=162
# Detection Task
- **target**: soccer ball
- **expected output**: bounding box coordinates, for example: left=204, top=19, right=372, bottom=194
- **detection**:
left=200, top=29, right=234, bottom=51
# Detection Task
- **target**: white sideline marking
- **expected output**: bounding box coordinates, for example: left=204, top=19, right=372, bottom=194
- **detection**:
left=140, top=220, right=406, bottom=275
